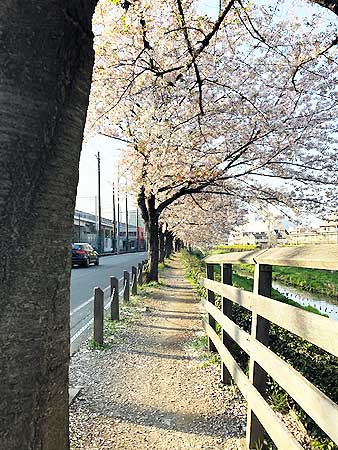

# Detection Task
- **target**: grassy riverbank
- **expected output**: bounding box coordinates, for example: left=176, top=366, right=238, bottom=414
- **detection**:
left=236, top=263, right=338, bottom=299
left=181, top=250, right=338, bottom=450
left=210, top=245, right=338, bottom=299
left=273, top=266, right=338, bottom=298
left=210, top=244, right=258, bottom=254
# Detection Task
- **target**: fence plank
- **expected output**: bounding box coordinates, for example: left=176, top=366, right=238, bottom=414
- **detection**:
left=204, top=244, right=338, bottom=270
left=203, top=278, right=252, bottom=309
left=110, top=276, right=119, bottom=321
left=94, top=287, right=104, bottom=345
left=203, top=319, right=303, bottom=450
left=206, top=263, right=216, bottom=352
left=202, top=299, right=338, bottom=446
left=247, top=264, right=272, bottom=448
left=131, top=266, right=137, bottom=295
left=221, top=263, right=233, bottom=384
left=202, top=278, right=338, bottom=358
left=123, top=270, right=130, bottom=303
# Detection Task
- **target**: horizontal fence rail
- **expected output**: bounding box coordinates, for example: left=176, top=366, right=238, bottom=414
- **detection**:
left=202, top=245, right=338, bottom=450
left=202, top=278, right=338, bottom=358
left=204, top=244, right=338, bottom=270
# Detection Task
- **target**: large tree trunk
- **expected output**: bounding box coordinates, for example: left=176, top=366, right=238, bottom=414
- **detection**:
left=146, top=216, right=160, bottom=282
left=159, top=228, right=165, bottom=264
left=139, top=193, right=160, bottom=282
left=138, top=191, right=160, bottom=282
left=165, top=231, right=174, bottom=258
left=0, top=2, right=97, bottom=449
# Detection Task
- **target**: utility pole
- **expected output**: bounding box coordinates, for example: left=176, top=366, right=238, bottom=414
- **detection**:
left=136, top=207, right=139, bottom=251
left=117, top=180, right=120, bottom=254
left=112, top=182, right=116, bottom=253
left=78, top=211, right=81, bottom=241
left=125, top=179, right=129, bottom=252
left=96, top=152, right=102, bottom=253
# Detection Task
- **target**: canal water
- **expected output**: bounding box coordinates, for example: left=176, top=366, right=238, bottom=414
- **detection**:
left=273, top=281, right=338, bottom=321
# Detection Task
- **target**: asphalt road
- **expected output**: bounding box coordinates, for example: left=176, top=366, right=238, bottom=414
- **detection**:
left=70, top=251, right=147, bottom=351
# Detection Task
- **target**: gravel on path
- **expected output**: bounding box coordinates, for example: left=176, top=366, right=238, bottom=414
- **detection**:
left=69, top=255, right=246, bottom=449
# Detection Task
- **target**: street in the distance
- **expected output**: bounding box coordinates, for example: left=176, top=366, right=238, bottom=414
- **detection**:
left=70, top=252, right=147, bottom=349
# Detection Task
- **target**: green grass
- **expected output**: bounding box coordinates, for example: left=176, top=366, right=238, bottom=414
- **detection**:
left=189, top=334, right=208, bottom=352
left=144, top=280, right=163, bottom=288
left=89, top=308, right=139, bottom=351
left=232, top=272, right=322, bottom=315
left=269, top=385, right=290, bottom=414
left=273, top=266, right=338, bottom=298
left=158, top=261, right=169, bottom=271
left=234, top=263, right=338, bottom=299
left=88, top=283, right=158, bottom=350
left=209, top=244, right=258, bottom=255
left=310, top=438, right=338, bottom=449
left=88, top=339, right=106, bottom=350
left=187, top=334, right=222, bottom=367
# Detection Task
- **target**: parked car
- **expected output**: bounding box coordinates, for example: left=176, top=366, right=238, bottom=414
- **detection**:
left=72, top=243, right=99, bottom=268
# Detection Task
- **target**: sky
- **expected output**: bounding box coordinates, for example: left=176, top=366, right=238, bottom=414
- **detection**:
left=76, top=0, right=337, bottom=226
left=198, top=0, right=337, bottom=22
left=75, top=134, right=131, bottom=221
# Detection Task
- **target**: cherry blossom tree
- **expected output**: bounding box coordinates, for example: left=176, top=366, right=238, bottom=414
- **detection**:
left=88, top=0, right=338, bottom=281
left=162, top=193, right=247, bottom=250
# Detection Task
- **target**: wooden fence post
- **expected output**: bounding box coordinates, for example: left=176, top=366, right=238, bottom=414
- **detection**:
left=206, top=263, right=217, bottom=352
left=110, top=276, right=119, bottom=321
left=123, top=270, right=130, bottom=303
left=137, top=262, right=143, bottom=285
left=94, top=287, right=104, bottom=345
left=221, top=263, right=233, bottom=384
left=131, top=266, right=137, bottom=295
left=246, top=263, right=272, bottom=449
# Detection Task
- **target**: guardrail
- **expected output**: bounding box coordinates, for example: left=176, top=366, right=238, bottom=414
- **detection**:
left=202, top=244, right=338, bottom=450
left=70, top=259, right=148, bottom=353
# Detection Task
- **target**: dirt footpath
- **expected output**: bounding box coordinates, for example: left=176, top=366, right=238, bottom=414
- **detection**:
left=69, top=256, right=246, bottom=449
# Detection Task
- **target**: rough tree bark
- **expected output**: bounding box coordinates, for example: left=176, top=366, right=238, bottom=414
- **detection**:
left=0, top=2, right=97, bottom=449
left=159, top=227, right=165, bottom=264
left=164, top=231, right=174, bottom=258
left=138, top=190, right=160, bottom=282
left=146, top=214, right=160, bottom=282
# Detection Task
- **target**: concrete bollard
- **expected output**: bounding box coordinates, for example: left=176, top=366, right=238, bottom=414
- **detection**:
left=94, top=287, right=104, bottom=345
left=137, top=262, right=143, bottom=285
left=110, top=276, right=119, bottom=321
left=123, top=270, right=130, bottom=303
left=131, top=266, right=137, bottom=295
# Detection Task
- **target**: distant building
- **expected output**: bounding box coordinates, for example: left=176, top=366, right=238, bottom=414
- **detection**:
left=73, top=209, right=145, bottom=252
left=287, top=226, right=317, bottom=245
left=229, top=213, right=338, bottom=247
left=288, top=214, right=338, bottom=245
left=228, top=228, right=288, bottom=247
left=228, top=231, right=268, bottom=246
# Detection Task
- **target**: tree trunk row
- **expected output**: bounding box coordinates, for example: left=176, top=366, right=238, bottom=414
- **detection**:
left=145, top=225, right=175, bottom=282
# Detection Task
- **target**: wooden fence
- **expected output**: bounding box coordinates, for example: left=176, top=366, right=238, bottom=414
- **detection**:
left=202, top=244, right=338, bottom=450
